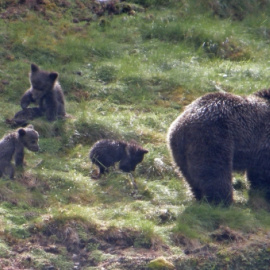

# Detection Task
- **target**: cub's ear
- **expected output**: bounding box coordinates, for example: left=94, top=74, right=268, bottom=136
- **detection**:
left=31, top=63, right=39, bottom=73
left=49, top=72, right=58, bottom=82
left=18, top=128, right=26, bottom=137
left=26, top=124, right=34, bottom=130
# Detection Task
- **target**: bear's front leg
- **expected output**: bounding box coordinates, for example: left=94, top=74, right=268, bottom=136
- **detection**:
left=44, top=93, right=58, bottom=121
left=14, top=146, right=25, bottom=167
left=21, top=91, right=35, bottom=109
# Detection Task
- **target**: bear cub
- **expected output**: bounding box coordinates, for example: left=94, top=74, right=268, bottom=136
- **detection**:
left=89, top=139, right=148, bottom=178
left=0, top=125, right=39, bottom=179
left=20, top=63, right=66, bottom=122
left=167, top=89, right=270, bottom=206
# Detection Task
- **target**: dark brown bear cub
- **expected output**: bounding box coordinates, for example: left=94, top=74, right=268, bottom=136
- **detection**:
left=0, top=125, right=39, bottom=179
left=18, top=63, right=66, bottom=123
left=89, top=139, right=148, bottom=178
left=167, top=89, right=270, bottom=205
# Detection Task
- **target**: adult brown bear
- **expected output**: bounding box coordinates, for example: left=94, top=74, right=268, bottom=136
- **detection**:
left=167, top=90, right=270, bottom=205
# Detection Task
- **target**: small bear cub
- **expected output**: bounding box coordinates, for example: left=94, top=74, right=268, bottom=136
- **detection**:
left=0, top=125, right=39, bottom=179
left=89, top=139, right=148, bottom=178
left=20, top=63, right=66, bottom=122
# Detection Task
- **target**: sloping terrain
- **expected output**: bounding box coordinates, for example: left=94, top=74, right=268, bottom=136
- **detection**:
left=0, top=0, right=270, bottom=269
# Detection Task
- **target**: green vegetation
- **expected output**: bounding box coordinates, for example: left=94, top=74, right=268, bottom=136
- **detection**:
left=0, top=0, right=270, bottom=269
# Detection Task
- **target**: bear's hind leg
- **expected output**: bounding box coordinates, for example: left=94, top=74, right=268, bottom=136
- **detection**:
left=3, top=164, right=15, bottom=179
left=247, top=169, right=270, bottom=202
left=247, top=169, right=270, bottom=190
left=190, top=187, right=203, bottom=201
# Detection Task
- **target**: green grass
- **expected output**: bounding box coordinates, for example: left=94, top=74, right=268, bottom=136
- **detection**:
left=174, top=203, right=270, bottom=239
left=1, top=0, right=270, bottom=269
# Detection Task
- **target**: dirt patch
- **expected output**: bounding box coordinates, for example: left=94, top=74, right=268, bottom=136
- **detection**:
left=1, top=220, right=270, bottom=269
left=173, top=233, right=218, bottom=256
left=210, top=226, right=245, bottom=242
left=0, top=0, right=144, bottom=20
left=42, top=220, right=165, bottom=252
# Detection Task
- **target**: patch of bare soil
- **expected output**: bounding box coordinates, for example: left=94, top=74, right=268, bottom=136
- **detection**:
left=172, top=227, right=270, bottom=270
left=0, top=0, right=144, bottom=20
left=1, top=221, right=270, bottom=269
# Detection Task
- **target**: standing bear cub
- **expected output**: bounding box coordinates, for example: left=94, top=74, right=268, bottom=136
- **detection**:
left=19, top=63, right=66, bottom=122
left=167, top=89, right=270, bottom=205
left=89, top=139, right=148, bottom=178
left=0, top=125, right=39, bottom=179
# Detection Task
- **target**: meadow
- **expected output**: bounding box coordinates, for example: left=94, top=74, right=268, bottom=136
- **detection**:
left=0, top=0, right=270, bottom=269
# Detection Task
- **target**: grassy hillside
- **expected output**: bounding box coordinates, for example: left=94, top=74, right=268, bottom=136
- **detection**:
left=1, top=0, right=270, bottom=269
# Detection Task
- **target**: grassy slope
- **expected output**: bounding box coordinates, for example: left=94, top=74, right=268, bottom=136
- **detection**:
left=0, top=0, right=270, bottom=269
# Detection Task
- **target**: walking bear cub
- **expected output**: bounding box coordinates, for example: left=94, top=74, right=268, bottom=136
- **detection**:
left=167, top=89, right=270, bottom=205
left=0, top=125, right=39, bottom=179
left=14, top=63, right=66, bottom=124
left=89, top=139, right=148, bottom=178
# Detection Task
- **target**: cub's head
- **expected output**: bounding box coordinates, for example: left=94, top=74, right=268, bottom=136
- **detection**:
left=120, top=142, right=148, bottom=172
left=29, top=63, right=58, bottom=99
left=18, top=124, right=39, bottom=152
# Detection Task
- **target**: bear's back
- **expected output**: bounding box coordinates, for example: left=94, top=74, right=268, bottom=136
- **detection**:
left=0, top=133, right=16, bottom=161
left=180, top=92, right=269, bottom=128
left=168, top=91, right=270, bottom=158
left=90, top=140, right=126, bottom=161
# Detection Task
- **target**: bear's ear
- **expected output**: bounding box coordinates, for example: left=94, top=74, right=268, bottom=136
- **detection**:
left=26, top=124, right=34, bottom=130
left=49, top=72, right=58, bottom=82
left=31, top=63, right=39, bottom=73
left=141, top=149, right=148, bottom=154
left=18, top=128, right=26, bottom=137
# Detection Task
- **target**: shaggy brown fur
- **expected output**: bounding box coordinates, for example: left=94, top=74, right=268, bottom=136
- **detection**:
left=89, top=139, right=148, bottom=178
left=20, top=63, right=66, bottom=122
left=167, top=89, right=270, bottom=205
left=0, top=125, right=39, bottom=179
